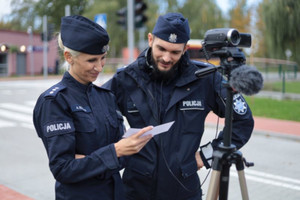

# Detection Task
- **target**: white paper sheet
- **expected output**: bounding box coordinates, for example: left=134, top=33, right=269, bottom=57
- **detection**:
left=123, top=121, right=175, bottom=138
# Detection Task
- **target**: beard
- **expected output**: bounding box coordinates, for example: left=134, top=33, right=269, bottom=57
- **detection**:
left=149, top=54, right=180, bottom=82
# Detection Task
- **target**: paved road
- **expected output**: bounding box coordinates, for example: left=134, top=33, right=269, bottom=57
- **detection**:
left=0, top=75, right=300, bottom=200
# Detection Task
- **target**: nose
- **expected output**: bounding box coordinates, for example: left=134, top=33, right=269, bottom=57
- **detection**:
left=162, top=52, right=171, bottom=63
left=93, top=61, right=103, bottom=72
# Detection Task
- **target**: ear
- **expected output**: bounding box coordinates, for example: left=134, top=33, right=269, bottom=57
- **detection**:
left=148, top=33, right=153, bottom=47
left=64, top=51, right=73, bottom=65
left=183, top=45, right=188, bottom=55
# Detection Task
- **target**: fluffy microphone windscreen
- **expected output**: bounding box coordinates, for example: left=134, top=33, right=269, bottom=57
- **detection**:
left=229, top=65, right=264, bottom=96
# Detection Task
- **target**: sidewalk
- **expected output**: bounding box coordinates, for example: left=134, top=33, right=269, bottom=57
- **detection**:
left=206, top=113, right=300, bottom=140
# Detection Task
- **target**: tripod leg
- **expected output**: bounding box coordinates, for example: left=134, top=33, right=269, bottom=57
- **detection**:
left=219, top=164, right=230, bottom=200
left=237, top=170, right=249, bottom=200
left=206, top=170, right=220, bottom=200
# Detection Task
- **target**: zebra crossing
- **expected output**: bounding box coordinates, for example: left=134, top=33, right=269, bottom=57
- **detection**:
left=0, top=101, right=36, bottom=130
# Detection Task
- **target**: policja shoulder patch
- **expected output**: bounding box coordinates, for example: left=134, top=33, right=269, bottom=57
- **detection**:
left=44, top=121, right=75, bottom=137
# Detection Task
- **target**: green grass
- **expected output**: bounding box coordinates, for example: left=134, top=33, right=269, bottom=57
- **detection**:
left=245, top=96, right=300, bottom=122
left=263, top=81, right=300, bottom=94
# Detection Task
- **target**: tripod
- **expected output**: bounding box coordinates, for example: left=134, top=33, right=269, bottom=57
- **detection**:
left=195, top=49, right=254, bottom=200
left=205, top=84, right=254, bottom=200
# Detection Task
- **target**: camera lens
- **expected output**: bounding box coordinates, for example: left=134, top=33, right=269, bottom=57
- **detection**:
left=227, top=29, right=240, bottom=46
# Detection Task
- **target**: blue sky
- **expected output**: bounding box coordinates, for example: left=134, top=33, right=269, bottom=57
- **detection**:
left=0, top=0, right=12, bottom=19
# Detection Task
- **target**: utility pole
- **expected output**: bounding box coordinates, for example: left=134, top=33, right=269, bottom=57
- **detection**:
left=27, top=26, right=34, bottom=76
left=127, top=0, right=134, bottom=63
left=65, top=4, right=70, bottom=16
left=43, top=15, right=48, bottom=79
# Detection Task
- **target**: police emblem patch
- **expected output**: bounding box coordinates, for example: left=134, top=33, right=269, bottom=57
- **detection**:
left=233, top=94, right=247, bottom=115
left=169, top=33, right=177, bottom=43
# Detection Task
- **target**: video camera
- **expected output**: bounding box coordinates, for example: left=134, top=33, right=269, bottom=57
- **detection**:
left=201, top=28, right=251, bottom=63
left=204, top=28, right=251, bottom=49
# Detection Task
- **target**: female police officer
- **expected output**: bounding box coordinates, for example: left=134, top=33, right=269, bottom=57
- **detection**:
left=33, top=15, right=152, bottom=200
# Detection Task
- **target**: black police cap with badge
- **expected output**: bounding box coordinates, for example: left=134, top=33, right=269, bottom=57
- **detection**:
left=60, top=15, right=109, bottom=55
left=152, top=12, right=190, bottom=44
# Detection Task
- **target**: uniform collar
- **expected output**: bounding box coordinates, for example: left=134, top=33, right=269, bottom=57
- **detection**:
left=62, top=71, right=93, bottom=92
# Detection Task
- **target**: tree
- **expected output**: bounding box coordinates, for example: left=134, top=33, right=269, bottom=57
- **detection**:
left=258, top=0, right=300, bottom=64
left=254, top=2, right=267, bottom=58
left=7, top=0, right=38, bottom=31
left=178, top=0, right=225, bottom=39
left=228, top=0, right=252, bottom=33
left=6, top=0, right=88, bottom=32
left=83, top=0, right=123, bottom=58
left=34, top=0, right=88, bottom=31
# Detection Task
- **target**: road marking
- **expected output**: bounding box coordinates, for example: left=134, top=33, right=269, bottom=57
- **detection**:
left=0, top=90, right=13, bottom=95
left=25, top=101, right=37, bottom=107
left=230, top=169, right=300, bottom=191
left=0, top=102, right=35, bottom=129
left=0, top=119, right=16, bottom=128
left=246, top=169, right=300, bottom=185
left=0, top=103, right=33, bottom=114
left=0, top=108, right=32, bottom=124
left=21, top=122, right=34, bottom=130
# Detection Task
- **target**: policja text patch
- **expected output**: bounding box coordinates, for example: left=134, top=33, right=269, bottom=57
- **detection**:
left=44, top=121, right=75, bottom=137
left=180, top=99, right=204, bottom=111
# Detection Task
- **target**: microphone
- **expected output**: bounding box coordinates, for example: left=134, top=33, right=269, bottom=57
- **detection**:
left=229, top=65, right=264, bottom=96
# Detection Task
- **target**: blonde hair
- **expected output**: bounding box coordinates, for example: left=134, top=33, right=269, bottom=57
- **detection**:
left=58, top=33, right=81, bottom=57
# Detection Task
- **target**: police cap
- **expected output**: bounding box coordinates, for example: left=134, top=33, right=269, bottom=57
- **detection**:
left=60, top=15, right=109, bottom=55
left=152, top=13, right=190, bottom=44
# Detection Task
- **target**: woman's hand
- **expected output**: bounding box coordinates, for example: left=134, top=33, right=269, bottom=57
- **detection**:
left=114, top=126, right=153, bottom=157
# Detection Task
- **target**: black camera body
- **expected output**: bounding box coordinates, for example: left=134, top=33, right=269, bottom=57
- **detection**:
left=203, top=28, right=251, bottom=50
left=201, top=28, right=251, bottom=64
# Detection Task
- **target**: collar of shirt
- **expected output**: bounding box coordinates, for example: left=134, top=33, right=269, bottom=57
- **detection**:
left=62, top=71, right=93, bottom=93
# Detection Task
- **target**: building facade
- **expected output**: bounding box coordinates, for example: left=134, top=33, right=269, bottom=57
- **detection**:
left=0, top=29, right=58, bottom=77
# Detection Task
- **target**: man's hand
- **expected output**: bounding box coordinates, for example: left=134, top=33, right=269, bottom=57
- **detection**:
left=195, top=151, right=204, bottom=170
left=114, top=126, right=153, bottom=157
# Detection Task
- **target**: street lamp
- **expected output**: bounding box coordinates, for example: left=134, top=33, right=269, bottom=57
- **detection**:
left=0, top=44, right=9, bottom=52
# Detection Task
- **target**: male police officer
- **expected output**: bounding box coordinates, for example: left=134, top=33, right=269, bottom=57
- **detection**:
left=103, top=13, right=254, bottom=200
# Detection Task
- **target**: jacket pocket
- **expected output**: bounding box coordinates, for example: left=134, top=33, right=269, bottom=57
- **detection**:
left=179, top=160, right=201, bottom=192
left=180, top=109, right=206, bottom=134
left=180, top=160, right=198, bottom=179
left=73, top=112, right=96, bottom=133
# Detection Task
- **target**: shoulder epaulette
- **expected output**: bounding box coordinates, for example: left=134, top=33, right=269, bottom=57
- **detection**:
left=44, top=83, right=66, bottom=98
left=116, top=66, right=127, bottom=73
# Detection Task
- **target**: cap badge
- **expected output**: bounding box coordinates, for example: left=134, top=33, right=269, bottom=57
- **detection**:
left=168, top=33, right=177, bottom=43
left=102, top=45, right=109, bottom=53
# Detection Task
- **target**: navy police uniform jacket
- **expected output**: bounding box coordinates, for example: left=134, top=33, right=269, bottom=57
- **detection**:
left=33, top=72, right=125, bottom=200
left=103, top=48, right=254, bottom=200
